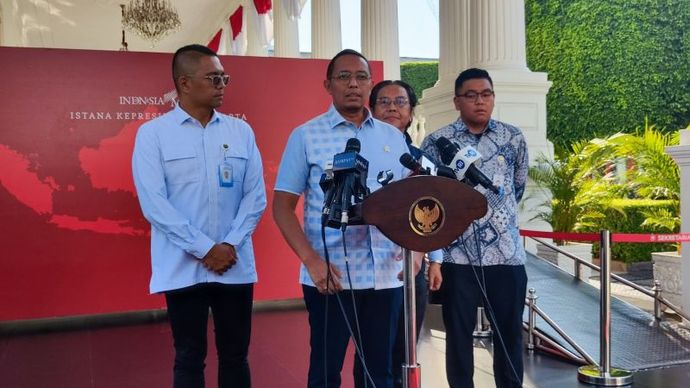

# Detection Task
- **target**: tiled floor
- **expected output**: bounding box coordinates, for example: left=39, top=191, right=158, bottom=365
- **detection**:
left=0, top=309, right=345, bottom=388
left=2, top=307, right=690, bottom=387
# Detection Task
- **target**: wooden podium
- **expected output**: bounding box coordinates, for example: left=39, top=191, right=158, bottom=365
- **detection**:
left=359, top=175, right=488, bottom=388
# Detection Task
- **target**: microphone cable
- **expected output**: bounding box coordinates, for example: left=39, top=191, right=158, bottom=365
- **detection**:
left=320, top=224, right=331, bottom=387
left=460, top=222, right=522, bottom=386
left=339, top=230, right=376, bottom=388
left=319, top=224, right=377, bottom=388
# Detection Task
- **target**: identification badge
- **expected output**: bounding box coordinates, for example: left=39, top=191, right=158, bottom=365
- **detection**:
left=219, top=162, right=233, bottom=187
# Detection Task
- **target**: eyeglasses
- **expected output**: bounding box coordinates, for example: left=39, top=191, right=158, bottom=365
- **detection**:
left=331, top=71, right=371, bottom=84
left=184, top=74, right=230, bottom=87
left=376, top=96, right=409, bottom=108
left=203, top=74, right=230, bottom=87
left=456, top=90, right=495, bottom=102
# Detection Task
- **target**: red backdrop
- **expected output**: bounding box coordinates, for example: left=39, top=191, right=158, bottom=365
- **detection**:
left=0, top=47, right=383, bottom=321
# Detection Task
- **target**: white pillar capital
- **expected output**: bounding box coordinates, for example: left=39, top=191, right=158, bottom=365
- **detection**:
left=361, top=0, right=400, bottom=80
left=469, top=0, right=528, bottom=71
left=311, top=0, right=341, bottom=59
left=438, top=0, right=470, bottom=85
left=274, top=0, right=300, bottom=57
left=246, top=1, right=269, bottom=57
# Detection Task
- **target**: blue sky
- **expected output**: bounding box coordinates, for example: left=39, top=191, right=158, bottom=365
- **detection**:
left=296, top=0, right=440, bottom=59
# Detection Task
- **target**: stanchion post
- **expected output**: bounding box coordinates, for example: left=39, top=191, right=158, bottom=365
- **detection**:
left=402, top=248, right=420, bottom=388
left=472, top=306, right=492, bottom=338
left=652, top=280, right=662, bottom=321
left=577, top=230, right=633, bottom=386
left=527, top=288, right=538, bottom=351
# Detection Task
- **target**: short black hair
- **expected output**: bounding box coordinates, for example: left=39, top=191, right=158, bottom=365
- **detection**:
left=172, top=44, right=218, bottom=90
left=369, top=80, right=418, bottom=111
left=454, top=68, right=493, bottom=96
left=325, top=49, right=372, bottom=79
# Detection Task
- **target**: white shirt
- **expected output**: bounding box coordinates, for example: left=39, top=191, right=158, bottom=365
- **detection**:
left=132, top=104, right=266, bottom=293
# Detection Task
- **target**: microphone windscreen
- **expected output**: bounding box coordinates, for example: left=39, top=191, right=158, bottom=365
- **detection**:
left=399, top=153, right=418, bottom=170
left=345, top=138, right=361, bottom=153
left=435, top=137, right=458, bottom=165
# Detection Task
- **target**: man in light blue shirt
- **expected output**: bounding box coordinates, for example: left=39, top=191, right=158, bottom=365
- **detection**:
left=273, top=49, right=409, bottom=388
left=132, top=44, right=266, bottom=388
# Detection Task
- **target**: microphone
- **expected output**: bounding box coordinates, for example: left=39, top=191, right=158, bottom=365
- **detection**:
left=399, top=153, right=430, bottom=175
left=435, top=137, right=502, bottom=195
left=399, top=152, right=458, bottom=180
left=327, top=138, right=369, bottom=230
left=319, top=161, right=335, bottom=225
left=435, top=165, right=457, bottom=180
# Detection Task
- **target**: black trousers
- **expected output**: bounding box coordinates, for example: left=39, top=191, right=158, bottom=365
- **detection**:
left=353, top=261, right=428, bottom=388
left=441, top=264, right=527, bottom=388
left=303, top=285, right=403, bottom=388
left=165, top=282, right=254, bottom=388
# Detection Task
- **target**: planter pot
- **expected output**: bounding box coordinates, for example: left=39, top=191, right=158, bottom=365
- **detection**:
left=591, top=258, right=629, bottom=274
left=652, top=251, right=682, bottom=312
left=536, top=242, right=593, bottom=281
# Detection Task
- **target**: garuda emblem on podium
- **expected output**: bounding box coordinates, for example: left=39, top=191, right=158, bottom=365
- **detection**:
left=409, top=197, right=445, bottom=236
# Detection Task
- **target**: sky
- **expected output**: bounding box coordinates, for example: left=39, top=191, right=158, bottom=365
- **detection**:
left=296, top=0, right=440, bottom=59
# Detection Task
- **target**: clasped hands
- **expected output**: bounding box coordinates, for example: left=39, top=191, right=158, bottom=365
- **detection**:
left=396, top=252, right=442, bottom=291
left=201, top=243, right=237, bottom=275
left=306, top=251, right=442, bottom=295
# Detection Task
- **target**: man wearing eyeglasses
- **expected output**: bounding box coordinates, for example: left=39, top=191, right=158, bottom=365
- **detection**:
left=420, top=68, right=529, bottom=388
left=132, top=44, right=266, bottom=388
left=273, top=49, right=410, bottom=388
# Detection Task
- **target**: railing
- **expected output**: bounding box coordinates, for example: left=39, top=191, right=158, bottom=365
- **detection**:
left=524, top=288, right=597, bottom=365
left=525, top=230, right=635, bottom=385
left=527, top=236, right=690, bottom=323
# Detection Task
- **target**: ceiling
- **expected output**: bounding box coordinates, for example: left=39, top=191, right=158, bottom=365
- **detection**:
left=0, top=0, right=243, bottom=52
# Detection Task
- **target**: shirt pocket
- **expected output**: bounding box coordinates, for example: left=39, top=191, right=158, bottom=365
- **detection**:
left=162, top=146, right=200, bottom=185
left=223, top=148, right=248, bottom=185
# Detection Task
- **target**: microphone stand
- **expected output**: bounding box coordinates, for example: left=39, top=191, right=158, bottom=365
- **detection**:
left=402, top=248, right=420, bottom=388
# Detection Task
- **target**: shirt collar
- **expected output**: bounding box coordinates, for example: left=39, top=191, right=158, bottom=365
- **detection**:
left=454, top=117, right=497, bottom=135
left=171, top=102, right=221, bottom=126
left=326, top=104, right=375, bottom=130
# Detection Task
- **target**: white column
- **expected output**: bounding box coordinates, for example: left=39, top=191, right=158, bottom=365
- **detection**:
left=417, top=0, right=552, bottom=255
left=438, top=0, right=470, bottom=85
left=246, top=0, right=269, bottom=57
left=216, top=19, right=232, bottom=56
left=469, top=0, right=528, bottom=70
left=311, top=0, right=341, bottom=59
left=0, top=2, right=5, bottom=46
left=361, top=0, right=400, bottom=80
left=666, top=130, right=690, bottom=323
left=415, top=0, right=470, bottom=132
left=273, top=0, right=300, bottom=57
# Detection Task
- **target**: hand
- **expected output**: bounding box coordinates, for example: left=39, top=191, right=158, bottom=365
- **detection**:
left=428, top=262, right=442, bottom=291
left=304, top=254, right=343, bottom=294
left=201, top=243, right=237, bottom=275
left=397, top=258, right=422, bottom=281
left=397, top=251, right=424, bottom=281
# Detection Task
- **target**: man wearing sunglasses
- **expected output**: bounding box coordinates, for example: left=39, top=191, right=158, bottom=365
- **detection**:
left=132, top=44, right=266, bottom=388
left=420, top=68, right=529, bottom=388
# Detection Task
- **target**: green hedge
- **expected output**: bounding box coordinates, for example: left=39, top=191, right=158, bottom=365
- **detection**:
left=582, top=199, right=677, bottom=263
left=400, top=62, right=438, bottom=100
left=525, top=0, right=690, bottom=149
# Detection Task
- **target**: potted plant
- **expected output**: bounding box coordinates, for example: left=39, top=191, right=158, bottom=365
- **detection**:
left=601, top=123, right=681, bottom=306
left=528, top=147, right=594, bottom=279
